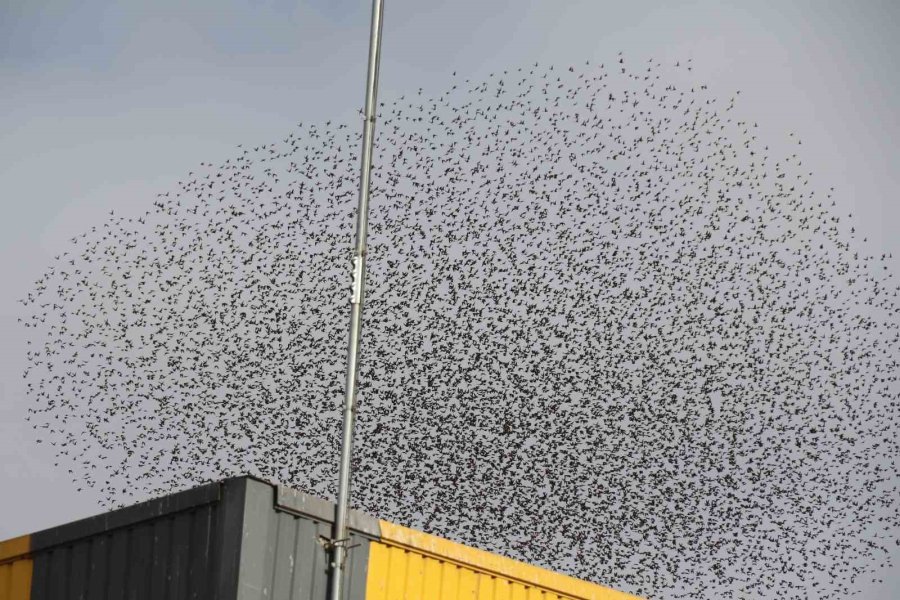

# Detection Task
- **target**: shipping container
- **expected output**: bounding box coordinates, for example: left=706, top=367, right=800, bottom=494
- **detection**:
left=0, top=476, right=639, bottom=600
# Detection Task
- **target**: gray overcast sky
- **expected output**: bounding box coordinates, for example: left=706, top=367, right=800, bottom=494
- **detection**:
left=1, top=0, right=898, bottom=597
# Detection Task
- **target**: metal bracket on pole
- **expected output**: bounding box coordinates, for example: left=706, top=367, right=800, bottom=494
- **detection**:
left=351, top=255, right=364, bottom=304
left=318, top=534, right=361, bottom=554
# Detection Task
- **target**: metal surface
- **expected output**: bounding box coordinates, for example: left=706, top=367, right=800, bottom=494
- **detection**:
left=1, top=477, right=640, bottom=600
left=369, top=521, right=642, bottom=600
left=239, top=479, right=371, bottom=600
left=0, top=481, right=228, bottom=600
left=28, top=494, right=226, bottom=600
left=276, top=486, right=381, bottom=539
left=331, top=0, right=385, bottom=598
left=0, top=536, right=32, bottom=600
left=29, top=481, right=221, bottom=554
left=0, top=562, right=32, bottom=600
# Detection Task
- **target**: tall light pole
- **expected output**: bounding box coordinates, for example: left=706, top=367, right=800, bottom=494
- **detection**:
left=328, top=1, right=384, bottom=599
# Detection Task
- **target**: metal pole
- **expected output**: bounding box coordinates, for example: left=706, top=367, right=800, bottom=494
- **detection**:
left=328, top=1, right=384, bottom=599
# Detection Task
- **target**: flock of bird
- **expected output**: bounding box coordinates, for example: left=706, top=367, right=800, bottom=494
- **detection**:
left=19, top=56, right=900, bottom=599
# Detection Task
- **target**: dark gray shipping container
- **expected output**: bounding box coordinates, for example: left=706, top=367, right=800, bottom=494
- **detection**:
left=0, top=476, right=375, bottom=600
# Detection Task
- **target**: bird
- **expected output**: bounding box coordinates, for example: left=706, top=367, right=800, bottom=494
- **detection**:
left=17, top=56, right=900, bottom=600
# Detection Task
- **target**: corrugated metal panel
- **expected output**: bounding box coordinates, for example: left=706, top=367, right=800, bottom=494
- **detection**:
left=234, top=479, right=372, bottom=600
left=276, top=485, right=381, bottom=539
left=27, top=481, right=221, bottom=554
left=0, top=478, right=242, bottom=600
left=368, top=521, right=641, bottom=600
left=27, top=499, right=222, bottom=600
left=0, top=535, right=32, bottom=600
left=367, top=542, right=570, bottom=600
left=0, top=560, right=33, bottom=600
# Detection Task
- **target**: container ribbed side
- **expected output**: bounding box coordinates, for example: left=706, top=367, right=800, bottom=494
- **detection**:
left=28, top=502, right=220, bottom=600
left=235, top=478, right=371, bottom=600
left=366, top=521, right=641, bottom=600
left=0, top=555, right=33, bottom=600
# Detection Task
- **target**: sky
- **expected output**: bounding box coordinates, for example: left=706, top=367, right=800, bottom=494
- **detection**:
left=1, top=0, right=899, bottom=596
